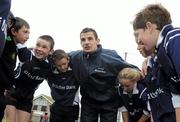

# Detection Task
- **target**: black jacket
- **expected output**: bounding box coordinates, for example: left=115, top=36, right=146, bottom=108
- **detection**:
left=0, top=35, right=17, bottom=93
left=10, top=47, right=51, bottom=100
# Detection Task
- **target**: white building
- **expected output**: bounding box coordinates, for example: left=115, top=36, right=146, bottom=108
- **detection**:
left=30, top=94, right=54, bottom=122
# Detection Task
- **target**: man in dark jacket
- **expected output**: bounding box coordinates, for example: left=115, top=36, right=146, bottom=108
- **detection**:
left=70, top=27, right=133, bottom=122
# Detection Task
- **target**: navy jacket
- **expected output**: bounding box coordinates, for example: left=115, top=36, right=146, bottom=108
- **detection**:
left=70, top=45, right=133, bottom=109
left=11, top=47, right=51, bottom=100
left=145, top=57, right=175, bottom=121
left=119, top=82, right=150, bottom=122
left=156, top=24, right=180, bottom=94
left=47, top=67, right=79, bottom=106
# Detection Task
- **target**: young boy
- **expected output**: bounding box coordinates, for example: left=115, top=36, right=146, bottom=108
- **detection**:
left=133, top=4, right=177, bottom=121
left=0, top=15, right=30, bottom=121
left=117, top=68, right=150, bottom=122
left=5, top=35, right=54, bottom=122
left=47, top=49, right=80, bottom=122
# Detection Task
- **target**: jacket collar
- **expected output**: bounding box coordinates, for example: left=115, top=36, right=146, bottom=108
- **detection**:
left=156, top=24, right=173, bottom=48
left=83, top=44, right=102, bottom=58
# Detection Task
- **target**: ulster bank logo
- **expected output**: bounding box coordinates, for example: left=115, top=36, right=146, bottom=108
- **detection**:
left=94, top=67, right=106, bottom=74
left=147, top=88, right=164, bottom=99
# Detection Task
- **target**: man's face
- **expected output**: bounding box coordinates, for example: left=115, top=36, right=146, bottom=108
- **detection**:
left=134, top=28, right=155, bottom=57
left=80, top=32, right=99, bottom=53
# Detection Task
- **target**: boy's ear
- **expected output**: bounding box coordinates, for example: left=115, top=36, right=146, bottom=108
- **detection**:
left=67, top=56, right=70, bottom=62
left=96, top=38, right=100, bottom=45
left=146, top=22, right=152, bottom=30
left=67, top=58, right=70, bottom=64
left=11, top=28, right=16, bottom=35
left=49, top=49, right=54, bottom=55
left=146, top=21, right=156, bottom=32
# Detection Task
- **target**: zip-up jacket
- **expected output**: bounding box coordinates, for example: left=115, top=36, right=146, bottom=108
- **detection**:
left=10, top=46, right=51, bottom=100
left=70, top=45, right=133, bottom=109
left=156, top=24, right=180, bottom=94
left=47, top=67, right=79, bottom=106
left=118, top=82, right=150, bottom=122
left=145, top=57, right=175, bottom=121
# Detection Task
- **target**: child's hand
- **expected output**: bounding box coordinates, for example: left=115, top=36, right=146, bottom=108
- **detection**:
left=141, top=58, right=148, bottom=77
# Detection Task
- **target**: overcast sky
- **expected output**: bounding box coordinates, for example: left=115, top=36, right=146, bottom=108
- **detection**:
left=11, top=0, right=180, bottom=97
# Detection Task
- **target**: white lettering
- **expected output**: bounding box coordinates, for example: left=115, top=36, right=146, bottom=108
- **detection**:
left=52, top=83, right=65, bottom=90
left=147, top=88, right=164, bottom=99
left=23, top=70, right=44, bottom=81
left=52, top=83, right=76, bottom=90
left=94, top=68, right=106, bottom=73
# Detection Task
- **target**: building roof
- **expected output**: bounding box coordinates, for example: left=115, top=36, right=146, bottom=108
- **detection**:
left=33, top=94, right=54, bottom=104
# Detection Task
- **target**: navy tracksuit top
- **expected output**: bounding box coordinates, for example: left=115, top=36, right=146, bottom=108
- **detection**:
left=156, top=24, right=180, bottom=94
left=119, top=82, right=150, bottom=122
left=47, top=67, right=79, bottom=106
left=13, top=47, right=51, bottom=100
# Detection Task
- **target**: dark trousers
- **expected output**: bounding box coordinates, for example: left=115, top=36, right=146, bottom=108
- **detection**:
left=80, top=101, right=118, bottom=122
left=158, top=112, right=176, bottom=122
left=50, top=104, right=79, bottom=122
left=0, top=94, right=5, bottom=121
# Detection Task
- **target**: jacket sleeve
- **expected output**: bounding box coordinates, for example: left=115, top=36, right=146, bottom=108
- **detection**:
left=168, top=36, right=180, bottom=78
left=113, top=51, right=138, bottom=71
left=16, top=43, right=32, bottom=62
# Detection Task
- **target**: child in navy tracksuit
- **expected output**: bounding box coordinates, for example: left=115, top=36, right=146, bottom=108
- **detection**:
left=47, top=49, right=80, bottom=122
left=133, top=4, right=177, bottom=121
left=5, top=35, right=54, bottom=122
left=144, top=57, right=175, bottom=122
left=0, top=15, right=30, bottom=121
left=117, top=68, right=150, bottom=122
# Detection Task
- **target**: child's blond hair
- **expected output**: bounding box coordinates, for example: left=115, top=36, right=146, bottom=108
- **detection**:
left=117, top=68, right=141, bottom=82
